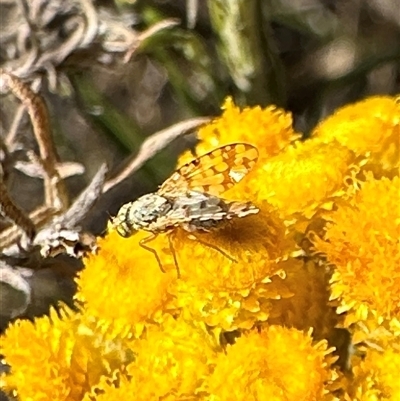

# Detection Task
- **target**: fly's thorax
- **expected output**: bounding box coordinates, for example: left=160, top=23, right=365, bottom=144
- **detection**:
left=114, top=193, right=173, bottom=236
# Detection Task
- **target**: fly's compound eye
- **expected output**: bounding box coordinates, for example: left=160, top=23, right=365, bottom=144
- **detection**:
left=108, top=206, right=136, bottom=238
left=116, top=223, right=136, bottom=238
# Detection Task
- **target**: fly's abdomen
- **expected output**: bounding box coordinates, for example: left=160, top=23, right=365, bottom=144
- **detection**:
left=171, top=192, right=258, bottom=232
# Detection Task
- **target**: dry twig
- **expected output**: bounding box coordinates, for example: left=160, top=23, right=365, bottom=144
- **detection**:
left=0, top=70, right=68, bottom=210
left=123, top=18, right=180, bottom=63
left=104, top=117, right=210, bottom=193
left=0, top=181, right=36, bottom=240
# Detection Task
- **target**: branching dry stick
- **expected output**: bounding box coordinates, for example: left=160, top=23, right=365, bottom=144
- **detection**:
left=103, top=117, right=210, bottom=193
left=0, top=164, right=106, bottom=256
left=0, top=181, right=36, bottom=240
left=0, top=205, right=58, bottom=252
left=0, top=71, right=68, bottom=211
left=53, top=163, right=108, bottom=229
left=5, top=79, right=41, bottom=152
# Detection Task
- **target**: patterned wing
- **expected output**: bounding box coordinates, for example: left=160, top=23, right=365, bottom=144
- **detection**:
left=158, top=143, right=258, bottom=197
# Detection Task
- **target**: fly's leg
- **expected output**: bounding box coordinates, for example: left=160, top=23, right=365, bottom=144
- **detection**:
left=139, top=233, right=181, bottom=278
left=167, top=232, right=181, bottom=278
left=187, top=234, right=237, bottom=263
left=139, top=233, right=166, bottom=273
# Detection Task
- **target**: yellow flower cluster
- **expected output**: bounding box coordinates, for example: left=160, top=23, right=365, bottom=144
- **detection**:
left=77, top=229, right=177, bottom=338
left=1, top=95, right=399, bottom=400
left=313, top=96, right=399, bottom=175
left=312, top=175, right=400, bottom=345
left=0, top=309, right=133, bottom=401
left=207, top=326, right=339, bottom=401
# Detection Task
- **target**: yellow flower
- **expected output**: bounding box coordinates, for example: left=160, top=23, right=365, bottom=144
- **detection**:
left=77, top=230, right=178, bottom=338
left=346, top=344, right=400, bottom=401
left=86, top=315, right=218, bottom=400
left=313, top=95, right=400, bottom=174
left=0, top=308, right=130, bottom=401
left=207, top=326, right=341, bottom=401
left=311, top=175, right=400, bottom=341
left=180, top=96, right=301, bottom=164
left=202, top=96, right=300, bottom=156
left=245, top=139, right=362, bottom=223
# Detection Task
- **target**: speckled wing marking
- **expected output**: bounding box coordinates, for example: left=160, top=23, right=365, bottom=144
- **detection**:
left=158, top=143, right=258, bottom=197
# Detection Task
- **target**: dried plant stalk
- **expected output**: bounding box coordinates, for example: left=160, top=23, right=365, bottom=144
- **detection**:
left=0, top=71, right=69, bottom=210
left=104, top=117, right=210, bottom=193
left=0, top=182, right=36, bottom=240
